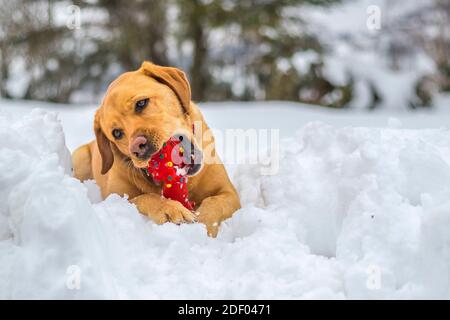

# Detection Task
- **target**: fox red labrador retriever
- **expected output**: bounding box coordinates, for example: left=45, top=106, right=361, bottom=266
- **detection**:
left=72, top=62, right=240, bottom=237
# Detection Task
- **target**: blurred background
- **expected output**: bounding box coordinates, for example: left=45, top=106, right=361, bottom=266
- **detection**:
left=0, top=0, right=449, bottom=110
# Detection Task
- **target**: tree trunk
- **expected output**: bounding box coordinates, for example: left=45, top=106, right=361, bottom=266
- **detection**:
left=191, top=20, right=208, bottom=101
left=0, top=49, right=11, bottom=98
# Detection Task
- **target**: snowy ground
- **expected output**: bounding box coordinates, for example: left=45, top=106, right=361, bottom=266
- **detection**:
left=1, top=99, right=450, bottom=299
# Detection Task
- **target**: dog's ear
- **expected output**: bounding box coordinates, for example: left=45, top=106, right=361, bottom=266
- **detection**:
left=94, top=110, right=114, bottom=175
left=139, top=61, right=192, bottom=116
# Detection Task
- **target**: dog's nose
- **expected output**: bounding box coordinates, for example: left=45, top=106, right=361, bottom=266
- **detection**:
left=130, top=136, right=154, bottom=159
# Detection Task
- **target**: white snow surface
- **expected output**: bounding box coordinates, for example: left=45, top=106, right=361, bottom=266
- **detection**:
left=1, top=100, right=450, bottom=299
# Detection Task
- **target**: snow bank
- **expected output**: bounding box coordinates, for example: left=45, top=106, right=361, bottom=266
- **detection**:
left=1, top=109, right=450, bottom=299
left=235, top=121, right=450, bottom=298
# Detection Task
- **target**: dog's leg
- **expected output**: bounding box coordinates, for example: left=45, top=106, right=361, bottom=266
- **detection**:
left=131, top=193, right=197, bottom=225
left=196, top=190, right=241, bottom=237
left=72, top=143, right=93, bottom=181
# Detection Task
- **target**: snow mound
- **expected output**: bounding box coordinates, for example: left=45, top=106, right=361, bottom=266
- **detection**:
left=235, top=122, right=450, bottom=299
left=1, top=110, right=450, bottom=299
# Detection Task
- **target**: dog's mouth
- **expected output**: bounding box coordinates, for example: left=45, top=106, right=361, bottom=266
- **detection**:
left=183, top=158, right=203, bottom=176
left=132, top=135, right=203, bottom=176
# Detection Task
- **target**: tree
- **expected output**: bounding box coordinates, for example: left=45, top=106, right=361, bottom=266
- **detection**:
left=175, top=0, right=341, bottom=102
left=93, top=0, right=169, bottom=69
left=1, top=0, right=344, bottom=105
left=385, top=0, right=450, bottom=107
left=0, top=0, right=169, bottom=102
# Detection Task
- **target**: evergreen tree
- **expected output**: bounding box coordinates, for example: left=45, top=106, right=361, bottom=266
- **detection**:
left=175, top=0, right=341, bottom=102
left=0, top=0, right=343, bottom=104
left=0, top=0, right=168, bottom=102
left=384, top=0, right=450, bottom=108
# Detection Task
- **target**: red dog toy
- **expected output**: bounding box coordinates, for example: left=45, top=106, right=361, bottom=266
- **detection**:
left=146, top=137, right=195, bottom=211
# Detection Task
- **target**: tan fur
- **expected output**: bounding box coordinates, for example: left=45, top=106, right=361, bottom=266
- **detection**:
left=72, top=62, right=241, bottom=237
left=72, top=144, right=92, bottom=181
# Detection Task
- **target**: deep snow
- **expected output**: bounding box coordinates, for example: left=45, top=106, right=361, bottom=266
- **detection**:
left=1, top=100, right=450, bottom=299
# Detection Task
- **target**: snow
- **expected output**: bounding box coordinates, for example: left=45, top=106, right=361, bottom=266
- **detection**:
left=1, top=98, right=450, bottom=299
left=237, top=122, right=450, bottom=298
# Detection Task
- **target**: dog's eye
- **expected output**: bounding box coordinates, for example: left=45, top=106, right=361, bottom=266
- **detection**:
left=135, top=98, right=149, bottom=113
left=112, top=129, right=124, bottom=140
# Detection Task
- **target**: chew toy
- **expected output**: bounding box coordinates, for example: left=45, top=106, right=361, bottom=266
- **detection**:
left=146, top=137, right=195, bottom=211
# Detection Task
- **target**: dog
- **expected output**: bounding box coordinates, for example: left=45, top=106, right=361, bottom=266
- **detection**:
left=72, top=62, right=241, bottom=237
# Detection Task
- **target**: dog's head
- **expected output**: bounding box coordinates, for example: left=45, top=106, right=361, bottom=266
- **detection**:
left=94, top=61, right=203, bottom=176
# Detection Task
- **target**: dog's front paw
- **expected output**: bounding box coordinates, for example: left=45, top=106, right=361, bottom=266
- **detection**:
left=153, top=199, right=197, bottom=225
left=196, top=211, right=221, bottom=238
left=131, top=195, right=197, bottom=225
